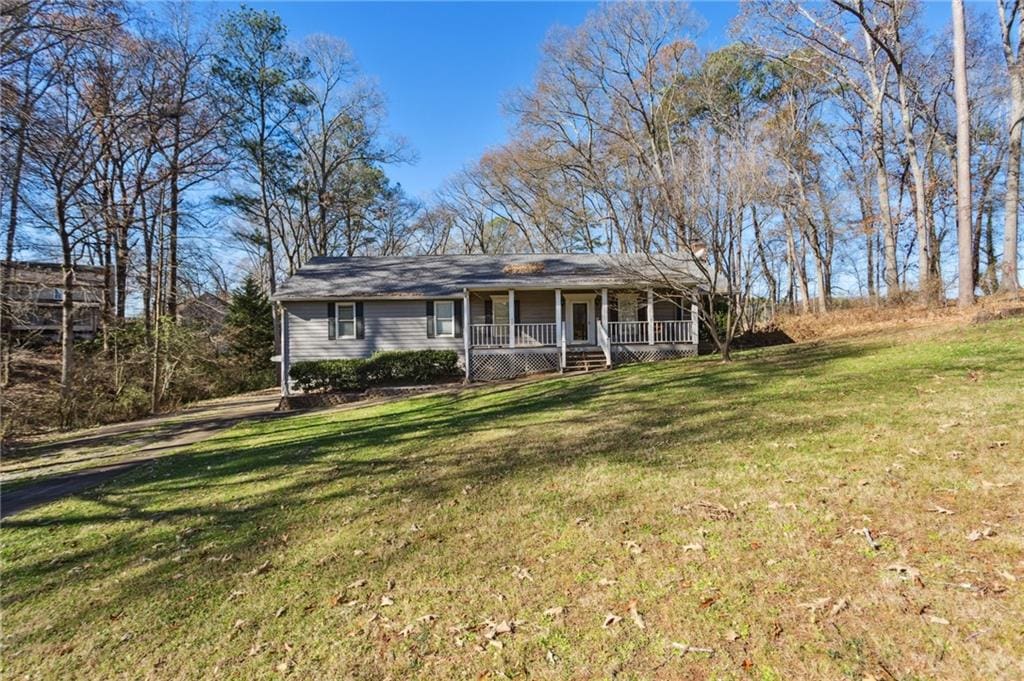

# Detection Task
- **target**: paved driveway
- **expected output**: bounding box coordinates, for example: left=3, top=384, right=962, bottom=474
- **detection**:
left=1, top=391, right=282, bottom=518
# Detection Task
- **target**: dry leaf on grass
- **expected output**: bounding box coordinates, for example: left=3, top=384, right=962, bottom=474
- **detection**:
left=543, top=606, right=565, bottom=617
left=379, top=595, right=394, bottom=607
left=246, top=560, right=271, bottom=576
left=670, top=642, right=714, bottom=656
left=927, top=504, right=955, bottom=515
left=967, top=527, right=996, bottom=541
left=627, top=600, right=645, bottom=629
left=623, top=540, right=643, bottom=555
left=682, top=543, right=704, bottom=552
left=602, top=614, right=622, bottom=628
left=885, top=564, right=922, bottom=580
left=597, top=578, right=617, bottom=587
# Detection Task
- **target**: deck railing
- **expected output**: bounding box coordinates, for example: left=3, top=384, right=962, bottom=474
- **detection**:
left=471, top=323, right=557, bottom=347
left=608, top=320, right=694, bottom=344
left=515, top=322, right=557, bottom=347
left=608, top=321, right=648, bottom=344
left=473, top=319, right=693, bottom=347
left=470, top=324, right=510, bottom=348
left=653, top=320, right=693, bottom=343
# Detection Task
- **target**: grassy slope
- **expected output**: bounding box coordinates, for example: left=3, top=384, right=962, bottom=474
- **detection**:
left=2, top=319, right=1022, bottom=680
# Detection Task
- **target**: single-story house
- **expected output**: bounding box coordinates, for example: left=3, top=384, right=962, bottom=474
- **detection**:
left=271, top=253, right=704, bottom=393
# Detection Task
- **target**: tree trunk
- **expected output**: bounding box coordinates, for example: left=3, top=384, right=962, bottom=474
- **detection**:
left=952, top=0, right=975, bottom=307
left=1003, top=75, right=1022, bottom=292
left=166, top=119, right=181, bottom=321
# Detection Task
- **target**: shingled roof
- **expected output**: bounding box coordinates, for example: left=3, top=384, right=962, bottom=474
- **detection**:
left=272, top=253, right=704, bottom=301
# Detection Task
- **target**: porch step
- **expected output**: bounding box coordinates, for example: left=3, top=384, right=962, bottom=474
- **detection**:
left=564, top=350, right=608, bottom=373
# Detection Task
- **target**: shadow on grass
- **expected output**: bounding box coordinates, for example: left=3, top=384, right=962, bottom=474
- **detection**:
left=3, top=332, right=1020, bottom=638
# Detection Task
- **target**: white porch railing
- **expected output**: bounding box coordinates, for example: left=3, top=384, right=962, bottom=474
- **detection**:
left=515, top=322, right=557, bottom=347
left=608, top=320, right=694, bottom=344
left=654, top=320, right=693, bottom=343
left=471, top=323, right=557, bottom=347
left=474, top=320, right=693, bottom=347
left=470, top=324, right=510, bottom=348
left=608, top=321, right=648, bottom=344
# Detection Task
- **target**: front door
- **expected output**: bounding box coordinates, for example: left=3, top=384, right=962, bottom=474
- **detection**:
left=568, top=300, right=593, bottom=344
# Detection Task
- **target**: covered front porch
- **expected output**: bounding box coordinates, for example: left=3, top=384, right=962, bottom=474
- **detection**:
left=461, top=287, right=698, bottom=380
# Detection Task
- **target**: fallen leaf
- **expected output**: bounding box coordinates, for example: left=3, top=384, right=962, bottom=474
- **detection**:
left=797, top=597, right=831, bottom=613
left=885, top=563, right=922, bottom=580
left=670, top=642, right=714, bottom=656
left=928, top=615, right=950, bottom=625
left=274, top=607, right=287, bottom=618
left=623, top=540, right=643, bottom=555
left=246, top=560, right=271, bottom=577
left=627, top=600, right=645, bottom=630
left=725, top=629, right=742, bottom=642
left=830, top=598, right=850, bottom=617
left=967, top=527, right=996, bottom=542
left=602, top=613, right=622, bottom=628
left=927, top=504, right=955, bottom=515
left=347, top=579, right=367, bottom=589
left=597, top=578, right=617, bottom=587
left=543, top=606, right=565, bottom=617
left=380, top=595, right=394, bottom=607
left=417, top=614, right=438, bottom=623
left=682, top=543, right=704, bottom=552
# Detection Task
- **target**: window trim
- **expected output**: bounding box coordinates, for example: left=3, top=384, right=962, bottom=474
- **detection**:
left=434, top=300, right=456, bottom=337
left=335, top=302, right=357, bottom=340
left=490, top=295, right=509, bottom=325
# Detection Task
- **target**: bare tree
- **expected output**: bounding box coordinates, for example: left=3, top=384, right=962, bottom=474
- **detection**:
left=952, top=0, right=975, bottom=306
left=998, top=0, right=1022, bottom=292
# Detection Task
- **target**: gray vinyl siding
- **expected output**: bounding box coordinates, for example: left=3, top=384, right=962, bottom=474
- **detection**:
left=469, top=290, right=557, bottom=325
left=287, top=300, right=464, bottom=362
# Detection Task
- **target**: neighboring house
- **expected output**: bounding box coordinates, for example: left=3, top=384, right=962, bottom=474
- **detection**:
left=1, top=261, right=104, bottom=340
left=272, top=254, right=703, bottom=393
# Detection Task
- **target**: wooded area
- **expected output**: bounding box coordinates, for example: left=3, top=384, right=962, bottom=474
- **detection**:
left=1, top=0, right=1021, bottom=433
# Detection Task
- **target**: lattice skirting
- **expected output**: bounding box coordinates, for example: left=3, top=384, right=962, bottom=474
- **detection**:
left=471, top=351, right=560, bottom=381
left=612, top=345, right=697, bottom=365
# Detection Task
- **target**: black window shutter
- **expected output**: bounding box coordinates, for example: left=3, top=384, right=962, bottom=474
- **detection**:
left=355, top=301, right=365, bottom=339
left=328, top=302, right=336, bottom=340
left=675, top=296, right=684, bottom=321
left=454, top=300, right=463, bottom=338
left=609, top=296, right=619, bottom=323
left=484, top=299, right=493, bottom=324
left=426, top=300, right=435, bottom=338
left=514, top=299, right=521, bottom=323
left=638, top=302, right=647, bottom=322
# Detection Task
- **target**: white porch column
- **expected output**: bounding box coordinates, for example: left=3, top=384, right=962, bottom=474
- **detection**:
left=691, top=299, right=699, bottom=346
left=601, top=288, right=610, bottom=366
left=508, top=288, right=516, bottom=348
left=646, top=288, right=655, bottom=345
left=463, top=288, right=471, bottom=380
left=280, top=303, right=290, bottom=396
left=554, top=288, right=562, bottom=348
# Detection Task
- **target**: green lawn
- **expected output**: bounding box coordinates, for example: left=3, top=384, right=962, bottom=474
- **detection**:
left=3, top=319, right=1022, bottom=679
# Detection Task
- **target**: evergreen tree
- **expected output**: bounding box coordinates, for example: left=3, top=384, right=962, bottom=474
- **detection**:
left=224, top=276, right=275, bottom=383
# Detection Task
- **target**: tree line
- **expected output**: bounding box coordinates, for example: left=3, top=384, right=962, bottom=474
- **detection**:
left=1, top=1, right=1021, bottom=425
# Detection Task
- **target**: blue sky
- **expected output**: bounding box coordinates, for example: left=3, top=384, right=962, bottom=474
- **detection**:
left=255, top=1, right=742, bottom=202
left=228, top=1, right=962, bottom=204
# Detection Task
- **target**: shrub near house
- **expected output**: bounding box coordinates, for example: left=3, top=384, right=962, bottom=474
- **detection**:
left=289, top=350, right=460, bottom=393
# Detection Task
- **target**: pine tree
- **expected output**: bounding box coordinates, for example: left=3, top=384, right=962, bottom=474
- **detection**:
left=224, top=276, right=275, bottom=381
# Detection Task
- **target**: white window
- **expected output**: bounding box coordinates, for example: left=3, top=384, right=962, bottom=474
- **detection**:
left=491, top=295, right=509, bottom=325
left=336, top=302, right=356, bottom=339
left=617, top=294, right=638, bottom=322
left=435, top=300, right=455, bottom=337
